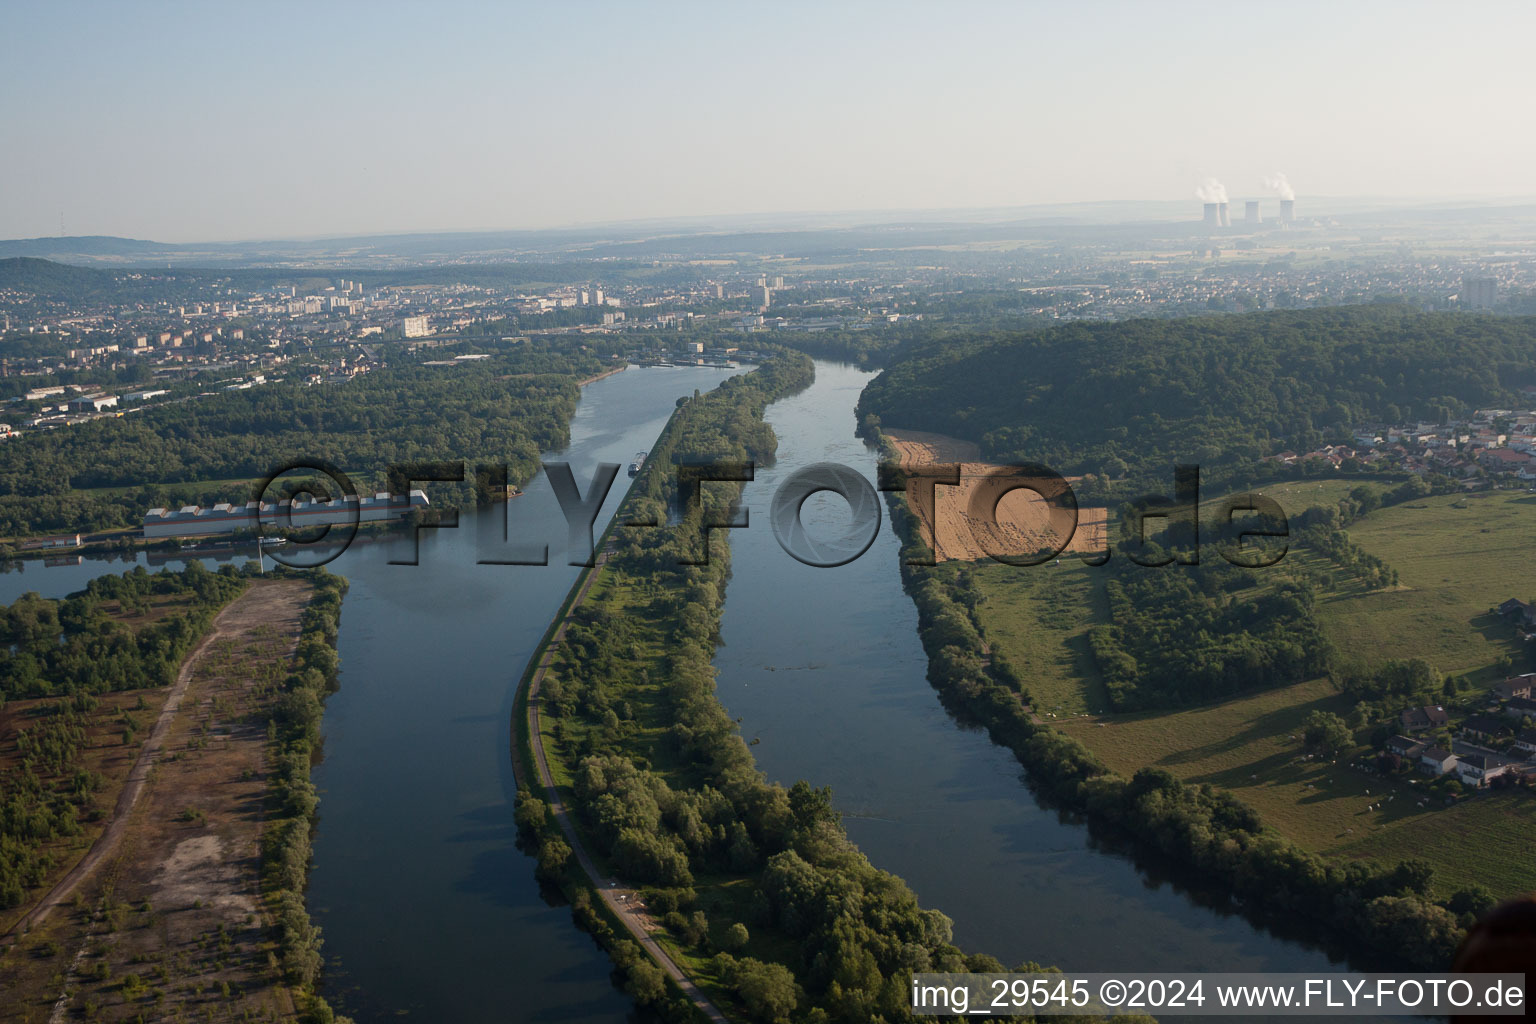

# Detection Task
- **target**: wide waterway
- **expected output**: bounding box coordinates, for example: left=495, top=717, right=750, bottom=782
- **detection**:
left=708, top=361, right=1368, bottom=1013
left=3, top=360, right=1383, bottom=1021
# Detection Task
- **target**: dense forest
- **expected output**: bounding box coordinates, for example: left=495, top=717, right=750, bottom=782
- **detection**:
left=516, top=353, right=1069, bottom=1024
left=0, top=338, right=609, bottom=536
left=857, top=305, right=1536, bottom=488
left=0, top=562, right=248, bottom=703
left=1089, top=562, right=1333, bottom=709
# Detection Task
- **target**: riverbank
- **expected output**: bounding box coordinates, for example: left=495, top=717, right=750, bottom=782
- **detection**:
left=515, top=526, right=728, bottom=1022
left=877, top=451, right=1468, bottom=970
left=0, top=572, right=349, bottom=1024
left=510, top=352, right=1049, bottom=1023
left=577, top=364, right=628, bottom=388
left=509, top=377, right=738, bottom=1024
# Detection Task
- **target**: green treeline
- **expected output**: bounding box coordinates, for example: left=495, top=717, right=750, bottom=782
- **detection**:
left=854, top=307, right=1510, bottom=964
left=0, top=562, right=247, bottom=703
left=259, top=567, right=351, bottom=1024
left=0, top=563, right=251, bottom=912
left=516, top=352, right=1092, bottom=1024
left=889, top=492, right=1475, bottom=971
left=1089, top=562, right=1332, bottom=710
left=857, top=306, right=1536, bottom=490
left=0, top=337, right=608, bottom=537
left=1084, top=474, right=1449, bottom=711
left=855, top=308, right=1489, bottom=712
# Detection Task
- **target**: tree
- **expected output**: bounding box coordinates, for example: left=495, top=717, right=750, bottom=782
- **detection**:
left=624, top=961, right=667, bottom=1005
left=724, top=922, right=750, bottom=952
left=1449, top=885, right=1496, bottom=920
left=536, top=837, right=572, bottom=880
left=731, top=958, right=799, bottom=1023
left=1302, top=710, right=1352, bottom=758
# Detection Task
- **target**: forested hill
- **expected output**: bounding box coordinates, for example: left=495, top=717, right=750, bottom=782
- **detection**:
left=0, top=258, right=118, bottom=301
left=857, top=306, right=1536, bottom=482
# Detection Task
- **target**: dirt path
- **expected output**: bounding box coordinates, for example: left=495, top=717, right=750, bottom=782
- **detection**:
left=522, top=544, right=731, bottom=1023
left=2, top=586, right=262, bottom=943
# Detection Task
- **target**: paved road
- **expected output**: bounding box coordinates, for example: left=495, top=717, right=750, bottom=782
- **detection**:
left=523, top=543, right=731, bottom=1023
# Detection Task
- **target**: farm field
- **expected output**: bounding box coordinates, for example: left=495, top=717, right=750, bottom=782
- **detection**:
left=1321, top=489, right=1536, bottom=678
left=884, top=428, right=1108, bottom=562
left=1056, top=677, right=1536, bottom=898
left=974, top=482, right=1536, bottom=898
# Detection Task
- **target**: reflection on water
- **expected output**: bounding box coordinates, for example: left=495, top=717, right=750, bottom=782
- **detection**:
left=8, top=361, right=1400, bottom=1023
left=711, top=362, right=1373, bottom=1017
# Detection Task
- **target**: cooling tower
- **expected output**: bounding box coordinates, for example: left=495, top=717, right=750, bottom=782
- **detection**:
left=1245, top=200, right=1261, bottom=223
left=1279, top=199, right=1295, bottom=224
left=1203, top=203, right=1220, bottom=225
left=1218, top=202, right=1231, bottom=227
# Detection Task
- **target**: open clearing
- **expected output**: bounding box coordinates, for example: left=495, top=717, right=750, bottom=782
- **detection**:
left=0, top=579, right=311, bottom=1024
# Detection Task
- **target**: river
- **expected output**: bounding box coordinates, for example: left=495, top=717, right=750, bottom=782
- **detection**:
left=5, top=359, right=1372, bottom=1021
left=708, top=361, right=1360, bottom=998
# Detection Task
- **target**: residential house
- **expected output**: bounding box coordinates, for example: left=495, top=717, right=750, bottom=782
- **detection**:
left=1498, top=598, right=1532, bottom=620
left=1514, top=728, right=1536, bottom=758
left=1386, top=735, right=1427, bottom=759
left=1463, top=713, right=1512, bottom=741
left=1420, top=747, right=1458, bottom=775
left=1493, top=672, right=1536, bottom=700
left=1456, top=753, right=1515, bottom=788
left=1497, top=600, right=1536, bottom=629
left=1401, top=705, right=1450, bottom=732
left=1502, top=697, right=1536, bottom=722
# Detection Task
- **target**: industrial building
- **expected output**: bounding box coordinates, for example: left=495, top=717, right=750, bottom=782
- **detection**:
left=68, top=394, right=119, bottom=413
left=1463, top=276, right=1498, bottom=309
left=143, top=490, right=429, bottom=539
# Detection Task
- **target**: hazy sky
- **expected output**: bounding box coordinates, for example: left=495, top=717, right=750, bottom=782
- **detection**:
left=3, top=0, right=1533, bottom=242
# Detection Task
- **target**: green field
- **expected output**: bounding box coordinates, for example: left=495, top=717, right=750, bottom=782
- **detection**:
left=972, top=562, right=1109, bottom=717
left=1323, top=489, right=1536, bottom=677
left=972, top=481, right=1536, bottom=898
left=1242, top=476, right=1387, bottom=515
left=1053, top=678, right=1536, bottom=896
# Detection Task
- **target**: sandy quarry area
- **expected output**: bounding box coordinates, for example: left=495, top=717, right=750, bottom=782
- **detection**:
left=0, top=579, right=311, bottom=1024
left=885, top=428, right=1108, bottom=562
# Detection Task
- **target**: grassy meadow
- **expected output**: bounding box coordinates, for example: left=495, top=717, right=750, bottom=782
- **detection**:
left=970, top=482, right=1536, bottom=898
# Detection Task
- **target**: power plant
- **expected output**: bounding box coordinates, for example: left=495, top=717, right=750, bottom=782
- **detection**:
left=1195, top=181, right=1296, bottom=227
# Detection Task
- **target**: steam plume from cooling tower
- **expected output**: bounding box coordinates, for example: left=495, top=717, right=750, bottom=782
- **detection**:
left=1195, top=178, right=1229, bottom=204
left=1264, top=172, right=1296, bottom=201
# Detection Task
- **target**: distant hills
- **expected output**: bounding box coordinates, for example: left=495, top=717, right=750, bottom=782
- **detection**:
left=6, top=198, right=1536, bottom=274
left=0, top=256, right=665, bottom=306
left=0, top=236, right=186, bottom=261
